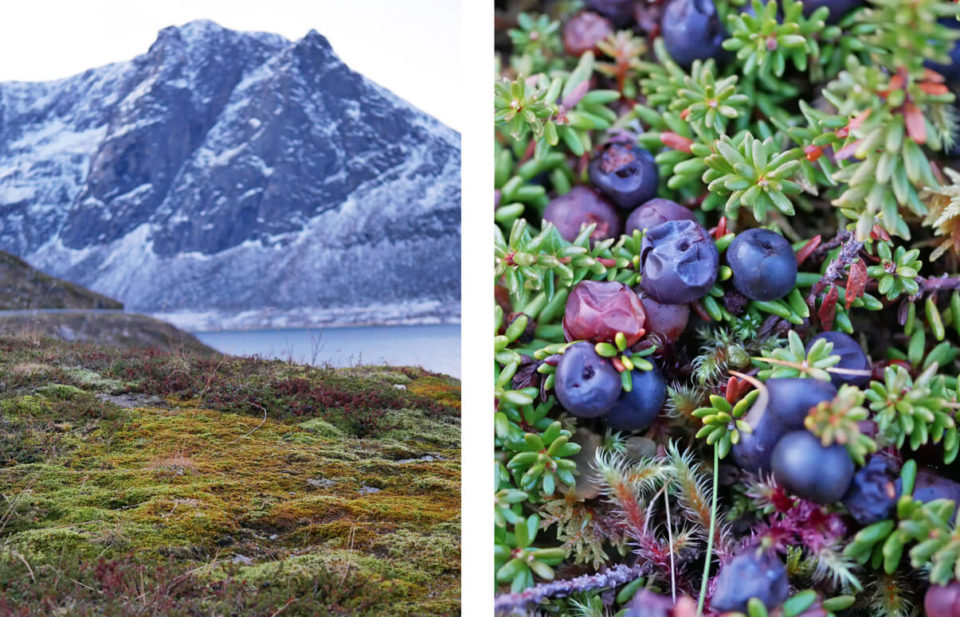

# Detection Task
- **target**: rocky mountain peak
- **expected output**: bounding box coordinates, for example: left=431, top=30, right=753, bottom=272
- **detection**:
left=0, top=21, right=460, bottom=329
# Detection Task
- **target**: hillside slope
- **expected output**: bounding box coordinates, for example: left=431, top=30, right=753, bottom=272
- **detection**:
left=0, top=250, right=122, bottom=310
left=0, top=335, right=460, bottom=615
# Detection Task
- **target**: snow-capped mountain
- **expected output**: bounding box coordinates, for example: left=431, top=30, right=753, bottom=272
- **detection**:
left=0, top=20, right=460, bottom=329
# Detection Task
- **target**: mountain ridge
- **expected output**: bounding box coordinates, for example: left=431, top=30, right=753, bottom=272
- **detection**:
left=0, top=20, right=460, bottom=329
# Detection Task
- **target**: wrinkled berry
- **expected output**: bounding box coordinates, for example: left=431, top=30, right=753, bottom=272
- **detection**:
left=638, top=292, right=690, bottom=343
left=588, top=143, right=659, bottom=210
left=543, top=186, right=622, bottom=243
left=640, top=219, right=719, bottom=304
left=806, top=331, right=871, bottom=388
left=800, top=0, right=862, bottom=24
left=710, top=547, right=789, bottom=613
left=726, top=228, right=797, bottom=301
left=605, top=365, right=666, bottom=431
left=842, top=455, right=900, bottom=525
left=772, top=430, right=855, bottom=504
left=563, top=280, right=647, bottom=346
left=554, top=341, right=622, bottom=417
left=625, top=198, right=697, bottom=235
left=563, top=11, right=614, bottom=56
left=925, top=581, right=960, bottom=617
left=661, top=0, right=726, bottom=67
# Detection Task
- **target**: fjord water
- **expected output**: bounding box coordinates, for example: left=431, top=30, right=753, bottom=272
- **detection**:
left=193, top=324, right=461, bottom=377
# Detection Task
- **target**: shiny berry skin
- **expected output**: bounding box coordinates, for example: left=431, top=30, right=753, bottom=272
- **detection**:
left=605, top=366, right=666, bottom=431
left=842, top=455, right=900, bottom=525
left=543, top=186, right=621, bottom=243
left=661, top=0, right=726, bottom=67
left=772, top=430, right=854, bottom=504
left=554, top=342, right=622, bottom=417
left=562, top=280, right=647, bottom=346
left=799, top=0, right=862, bottom=24
left=806, top=331, right=871, bottom=388
left=731, top=378, right=835, bottom=473
left=588, top=143, right=659, bottom=210
left=638, top=292, right=690, bottom=343
left=563, top=11, right=614, bottom=56
left=731, top=403, right=787, bottom=474
left=639, top=219, right=718, bottom=304
left=625, top=198, right=696, bottom=235
left=925, top=582, right=960, bottom=617
left=726, top=229, right=797, bottom=301
left=765, top=378, right=837, bottom=431
left=710, top=547, right=789, bottom=613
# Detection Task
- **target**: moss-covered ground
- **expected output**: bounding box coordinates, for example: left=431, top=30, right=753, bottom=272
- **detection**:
left=0, top=334, right=460, bottom=616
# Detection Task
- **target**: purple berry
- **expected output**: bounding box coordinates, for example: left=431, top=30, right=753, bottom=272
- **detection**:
left=563, top=11, right=614, bottom=56
left=726, top=228, right=797, bottom=301
left=585, top=0, right=637, bottom=26
left=625, top=198, right=697, bottom=235
left=639, top=219, right=718, bottom=304
left=661, top=0, right=726, bottom=67
left=605, top=365, right=666, bottom=431
left=806, top=331, right=871, bottom=388
left=543, top=186, right=621, bottom=243
left=638, top=292, right=690, bottom=343
left=588, top=143, right=659, bottom=210
left=925, top=581, right=960, bottom=617
left=710, top=547, right=789, bottom=613
left=772, top=430, right=855, bottom=504
left=554, top=341, right=622, bottom=417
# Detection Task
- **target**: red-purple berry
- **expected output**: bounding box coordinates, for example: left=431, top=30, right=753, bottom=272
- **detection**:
left=563, top=280, right=646, bottom=346
left=543, top=186, right=621, bottom=243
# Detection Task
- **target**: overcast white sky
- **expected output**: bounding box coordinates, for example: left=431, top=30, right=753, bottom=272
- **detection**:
left=0, top=0, right=461, bottom=130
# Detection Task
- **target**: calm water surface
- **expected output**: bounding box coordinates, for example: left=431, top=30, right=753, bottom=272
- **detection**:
left=193, top=324, right=460, bottom=377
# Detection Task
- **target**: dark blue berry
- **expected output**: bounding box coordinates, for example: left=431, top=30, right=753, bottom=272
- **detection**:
left=806, top=331, right=871, bottom=388
left=765, top=378, right=837, bottom=431
left=772, top=430, right=854, bottom=503
left=732, top=403, right=787, bottom=474
left=639, top=219, right=718, bottom=304
left=625, top=198, right=696, bottom=235
left=910, top=469, right=960, bottom=508
left=554, top=341, right=622, bottom=417
left=800, top=0, right=862, bottom=24
left=605, top=366, right=666, bottom=431
left=661, top=0, right=726, bottom=67
left=543, top=186, right=621, bottom=243
left=842, top=455, right=900, bottom=525
left=726, top=229, right=797, bottom=301
left=731, top=378, right=835, bottom=473
left=585, top=0, right=637, bottom=26
left=710, top=547, right=789, bottom=613
left=588, top=143, right=658, bottom=210
left=925, top=18, right=960, bottom=83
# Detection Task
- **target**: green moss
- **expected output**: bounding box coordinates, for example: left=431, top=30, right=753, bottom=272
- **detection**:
left=0, top=334, right=460, bottom=615
left=296, top=417, right=346, bottom=439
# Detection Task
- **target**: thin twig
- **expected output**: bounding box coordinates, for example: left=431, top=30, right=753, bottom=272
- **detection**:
left=494, top=563, right=650, bottom=614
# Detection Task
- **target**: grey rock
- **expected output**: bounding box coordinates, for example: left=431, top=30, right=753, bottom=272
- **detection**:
left=0, top=20, right=460, bottom=326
